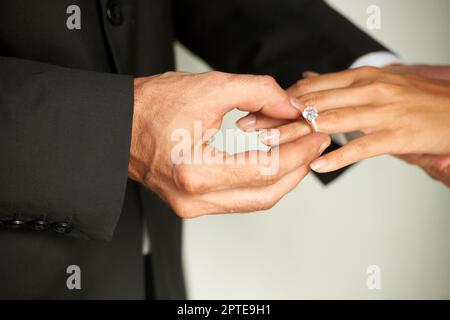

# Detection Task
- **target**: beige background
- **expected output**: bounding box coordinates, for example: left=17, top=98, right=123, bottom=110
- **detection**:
left=176, top=0, right=450, bottom=299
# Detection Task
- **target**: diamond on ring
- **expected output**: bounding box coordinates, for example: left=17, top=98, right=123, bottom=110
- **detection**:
left=302, top=106, right=319, bottom=132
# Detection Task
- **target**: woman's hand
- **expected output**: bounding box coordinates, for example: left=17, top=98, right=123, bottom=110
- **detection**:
left=385, top=64, right=450, bottom=81
left=398, top=154, right=450, bottom=187
left=384, top=65, right=450, bottom=187
left=236, top=67, right=450, bottom=178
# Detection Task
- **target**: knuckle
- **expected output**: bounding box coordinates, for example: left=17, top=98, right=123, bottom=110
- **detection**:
left=353, top=139, right=369, bottom=155
left=370, top=80, right=398, bottom=96
left=260, top=75, right=278, bottom=94
left=170, top=197, right=206, bottom=219
left=248, top=191, right=281, bottom=212
left=321, top=109, right=341, bottom=125
left=261, top=74, right=277, bottom=86
left=261, top=193, right=280, bottom=210
left=331, top=151, right=344, bottom=165
left=299, top=93, right=318, bottom=107
left=261, top=172, right=278, bottom=186
left=160, top=71, right=177, bottom=78
left=208, top=70, right=224, bottom=78
left=293, top=79, right=311, bottom=95
left=388, top=129, right=408, bottom=153
left=173, top=165, right=205, bottom=194
left=359, top=66, right=380, bottom=75
left=250, top=195, right=270, bottom=212
left=206, top=71, right=228, bottom=83
left=172, top=201, right=194, bottom=219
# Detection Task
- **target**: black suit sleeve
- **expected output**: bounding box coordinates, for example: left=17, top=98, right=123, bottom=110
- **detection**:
left=173, top=0, right=388, bottom=87
left=0, top=56, right=133, bottom=240
left=174, top=0, right=387, bottom=184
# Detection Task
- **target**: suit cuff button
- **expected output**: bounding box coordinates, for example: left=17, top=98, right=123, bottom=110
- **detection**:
left=52, top=222, right=73, bottom=234
left=6, top=219, right=26, bottom=229
left=29, top=219, right=50, bottom=231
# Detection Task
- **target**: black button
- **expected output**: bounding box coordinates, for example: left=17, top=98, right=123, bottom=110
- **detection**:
left=29, top=219, right=50, bottom=231
left=52, top=222, right=73, bottom=234
left=106, top=0, right=124, bottom=26
left=6, top=219, right=26, bottom=229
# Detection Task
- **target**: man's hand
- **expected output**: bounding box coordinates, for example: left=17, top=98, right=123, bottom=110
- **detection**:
left=129, top=71, right=330, bottom=217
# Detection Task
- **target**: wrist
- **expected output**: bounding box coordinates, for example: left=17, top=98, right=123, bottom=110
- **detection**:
left=128, top=78, right=151, bottom=184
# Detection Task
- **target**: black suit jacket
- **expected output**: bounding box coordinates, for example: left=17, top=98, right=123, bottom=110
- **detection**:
left=0, top=0, right=386, bottom=299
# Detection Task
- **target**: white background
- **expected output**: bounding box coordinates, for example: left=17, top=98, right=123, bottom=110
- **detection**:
left=178, top=0, right=450, bottom=299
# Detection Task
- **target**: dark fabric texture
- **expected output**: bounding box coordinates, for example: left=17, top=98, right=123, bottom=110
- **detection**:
left=0, top=0, right=387, bottom=299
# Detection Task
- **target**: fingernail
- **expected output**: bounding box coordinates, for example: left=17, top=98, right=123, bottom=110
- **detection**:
left=310, top=157, right=329, bottom=172
left=236, top=114, right=256, bottom=131
left=290, top=96, right=302, bottom=111
left=303, top=71, right=320, bottom=78
left=318, top=141, right=331, bottom=156
left=258, top=129, right=280, bottom=146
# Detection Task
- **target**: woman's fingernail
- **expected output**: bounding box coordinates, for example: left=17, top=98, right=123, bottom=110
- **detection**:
left=236, top=114, right=256, bottom=131
left=310, top=157, right=329, bottom=172
left=258, top=129, right=280, bottom=146
left=303, top=71, right=320, bottom=78
left=318, top=141, right=331, bottom=156
left=290, top=96, right=302, bottom=111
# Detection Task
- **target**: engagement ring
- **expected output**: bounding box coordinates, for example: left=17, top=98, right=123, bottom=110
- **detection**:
left=302, top=106, right=319, bottom=132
